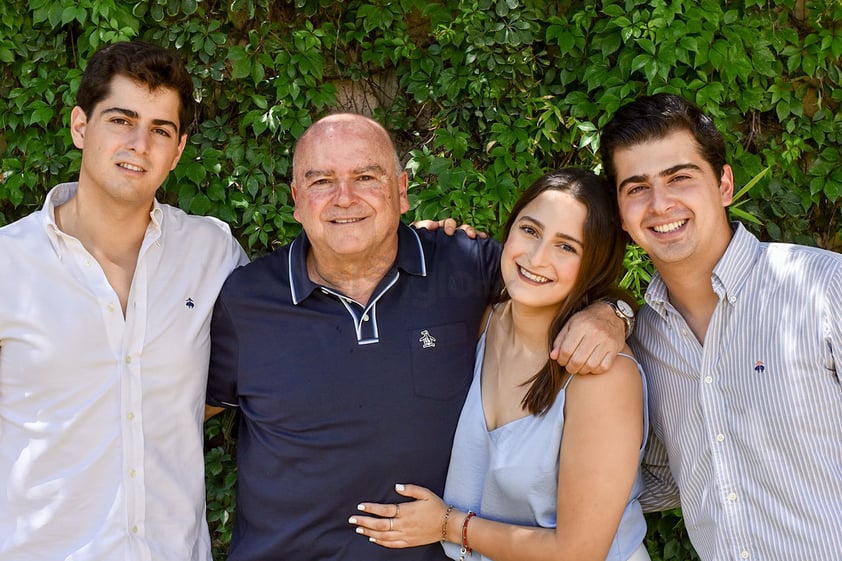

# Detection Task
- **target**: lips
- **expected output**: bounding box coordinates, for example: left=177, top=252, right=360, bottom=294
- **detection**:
left=652, top=219, right=687, bottom=233
left=117, top=162, right=145, bottom=172
left=519, top=265, right=550, bottom=284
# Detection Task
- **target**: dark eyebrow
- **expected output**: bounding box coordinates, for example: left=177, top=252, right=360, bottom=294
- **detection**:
left=617, top=163, right=703, bottom=192
left=303, top=165, right=387, bottom=181
left=354, top=164, right=386, bottom=175
left=101, top=107, right=179, bottom=132
left=519, top=215, right=583, bottom=247
left=304, top=169, right=332, bottom=180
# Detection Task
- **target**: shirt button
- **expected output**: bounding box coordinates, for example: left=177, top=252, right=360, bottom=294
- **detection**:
left=107, top=303, right=115, bottom=312
left=704, top=376, right=713, bottom=384
left=132, top=525, right=139, bottom=534
left=129, top=469, right=136, bottom=478
left=127, top=412, right=135, bottom=420
left=727, top=492, right=737, bottom=501
left=362, top=314, right=369, bottom=322
left=84, top=259, right=92, bottom=267
left=729, top=296, right=737, bottom=304
left=740, top=551, right=749, bottom=559
left=716, top=433, right=726, bottom=442
left=681, top=328, right=688, bottom=337
left=125, top=356, right=132, bottom=364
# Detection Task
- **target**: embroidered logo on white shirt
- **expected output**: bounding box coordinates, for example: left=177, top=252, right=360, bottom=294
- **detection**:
left=185, top=298, right=195, bottom=309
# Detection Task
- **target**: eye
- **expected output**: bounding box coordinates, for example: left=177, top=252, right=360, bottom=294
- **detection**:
left=110, top=117, right=130, bottom=126
left=557, top=242, right=579, bottom=254
left=153, top=128, right=172, bottom=138
left=624, top=184, right=646, bottom=195
left=669, top=174, right=691, bottom=183
left=518, top=224, right=538, bottom=237
left=309, top=178, right=333, bottom=189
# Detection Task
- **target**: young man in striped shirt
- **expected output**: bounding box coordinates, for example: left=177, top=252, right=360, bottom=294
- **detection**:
left=601, top=93, right=842, bottom=560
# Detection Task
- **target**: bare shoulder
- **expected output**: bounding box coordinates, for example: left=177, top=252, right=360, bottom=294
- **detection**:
left=567, top=345, right=642, bottom=401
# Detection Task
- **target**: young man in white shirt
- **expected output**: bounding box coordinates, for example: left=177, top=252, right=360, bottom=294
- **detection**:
left=0, top=41, right=247, bottom=561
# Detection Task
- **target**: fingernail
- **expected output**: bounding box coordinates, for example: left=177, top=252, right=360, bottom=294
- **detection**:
left=348, top=517, right=357, bottom=524
left=395, top=483, right=405, bottom=491
left=369, top=537, right=377, bottom=543
left=357, top=504, right=366, bottom=511
left=356, top=527, right=365, bottom=534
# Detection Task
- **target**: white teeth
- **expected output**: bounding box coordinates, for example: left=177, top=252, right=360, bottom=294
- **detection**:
left=334, top=218, right=362, bottom=224
left=119, top=163, right=143, bottom=172
left=519, top=266, right=550, bottom=283
left=653, top=220, right=686, bottom=233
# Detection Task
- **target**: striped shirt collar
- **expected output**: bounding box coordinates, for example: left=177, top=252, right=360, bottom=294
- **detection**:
left=645, top=222, right=758, bottom=318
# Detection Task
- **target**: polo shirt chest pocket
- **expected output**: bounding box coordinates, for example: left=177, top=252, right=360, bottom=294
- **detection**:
left=407, top=322, right=473, bottom=401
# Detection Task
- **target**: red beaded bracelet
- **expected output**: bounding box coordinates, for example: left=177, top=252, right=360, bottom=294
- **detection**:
left=459, top=511, right=476, bottom=560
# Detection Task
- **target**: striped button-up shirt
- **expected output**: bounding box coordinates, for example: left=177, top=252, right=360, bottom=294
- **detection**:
left=633, top=223, right=842, bottom=561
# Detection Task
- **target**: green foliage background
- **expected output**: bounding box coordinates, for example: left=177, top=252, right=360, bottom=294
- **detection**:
left=1, top=0, right=841, bottom=559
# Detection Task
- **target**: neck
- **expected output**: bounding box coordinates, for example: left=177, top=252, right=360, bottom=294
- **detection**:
left=502, top=299, right=557, bottom=352
left=54, top=188, right=151, bottom=259
left=307, top=248, right=397, bottom=306
left=657, top=262, right=719, bottom=345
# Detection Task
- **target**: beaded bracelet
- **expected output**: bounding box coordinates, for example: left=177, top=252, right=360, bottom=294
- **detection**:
left=440, top=505, right=454, bottom=544
left=458, top=511, right=476, bottom=561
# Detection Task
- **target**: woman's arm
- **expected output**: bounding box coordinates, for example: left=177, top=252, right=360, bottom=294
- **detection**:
left=350, top=351, right=645, bottom=561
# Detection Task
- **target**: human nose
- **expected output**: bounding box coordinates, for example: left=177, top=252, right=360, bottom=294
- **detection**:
left=528, top=239, right=552, bottom=266
left=126, top=127, right=150, bottom=154
left=333, top=178, right=355, bottom=206
left=649, top=183, right=674, bottom=213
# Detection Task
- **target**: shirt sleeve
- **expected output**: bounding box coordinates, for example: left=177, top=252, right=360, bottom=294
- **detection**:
left=207, top=290, right=240, bottom=408
left=639, top=429, right=681, bottom=512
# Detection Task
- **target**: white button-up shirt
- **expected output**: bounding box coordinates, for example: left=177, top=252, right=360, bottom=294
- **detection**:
left=0, top=183, right=247, bottom=560
left=635, top=223, right=842, bottom=561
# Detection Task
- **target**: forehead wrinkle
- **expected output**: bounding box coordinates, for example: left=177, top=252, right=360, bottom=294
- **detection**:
left=660, top=163, right=703, bottom=176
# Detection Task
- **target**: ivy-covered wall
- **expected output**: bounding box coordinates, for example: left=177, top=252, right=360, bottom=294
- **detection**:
left=2, top=1, right=840, bottom=559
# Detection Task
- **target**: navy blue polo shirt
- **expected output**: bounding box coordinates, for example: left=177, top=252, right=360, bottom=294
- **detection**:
left=208, top=223, right=501, bottom=561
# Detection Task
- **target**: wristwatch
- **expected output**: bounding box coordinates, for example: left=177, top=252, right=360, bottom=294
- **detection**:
left=604, top=298, right=635, bottom=339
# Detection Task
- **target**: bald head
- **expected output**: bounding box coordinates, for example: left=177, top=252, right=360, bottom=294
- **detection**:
left=293, top=114, right=402, bottom=181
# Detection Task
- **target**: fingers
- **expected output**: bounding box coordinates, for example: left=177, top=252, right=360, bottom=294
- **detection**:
left=553, top=302, right=625, bottom=374
left=351, top=487, right=445, bottom=549
left=442, top=218, right=458, bottom=235
left=410, top=219, right=438, bottom=230
left=349, top=514, right=405, bottom=548
left=354, top=501, right=395, bottom=519
left=394, top=482, right=431, bottom=500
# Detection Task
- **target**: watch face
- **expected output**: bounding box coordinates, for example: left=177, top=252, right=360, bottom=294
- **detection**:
left=617, top=300, right=634, bottom=317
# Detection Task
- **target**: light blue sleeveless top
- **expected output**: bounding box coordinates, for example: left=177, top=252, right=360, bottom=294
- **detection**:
left=442, top=312, right=649, bottom=561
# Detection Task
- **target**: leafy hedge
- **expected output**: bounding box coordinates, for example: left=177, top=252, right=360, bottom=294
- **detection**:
left=2, top=0, right=840, bottom=559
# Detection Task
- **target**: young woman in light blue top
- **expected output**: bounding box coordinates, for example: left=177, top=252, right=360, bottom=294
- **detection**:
left=351, top=168, right=650, bottom=561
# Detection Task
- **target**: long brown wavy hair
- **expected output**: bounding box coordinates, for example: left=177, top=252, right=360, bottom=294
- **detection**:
left=498, top=168, right=633, bottom=415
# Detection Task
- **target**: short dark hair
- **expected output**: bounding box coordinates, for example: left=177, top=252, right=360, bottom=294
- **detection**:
left=76, top=41, right=195, bottom=136
left=500, top=168, right=631, bottom=415
left=600, top=93, right=726, bottom=188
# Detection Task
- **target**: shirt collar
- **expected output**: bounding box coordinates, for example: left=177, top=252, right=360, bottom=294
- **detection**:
left=40, top=182, right=164, bottom=258
left=644, top=222, right=759, bottom=317
left=289, top=222, right=427, bottom=305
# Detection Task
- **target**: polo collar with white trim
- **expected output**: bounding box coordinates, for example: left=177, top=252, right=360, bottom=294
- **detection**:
left=288, top=222, right=428, bottom=305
